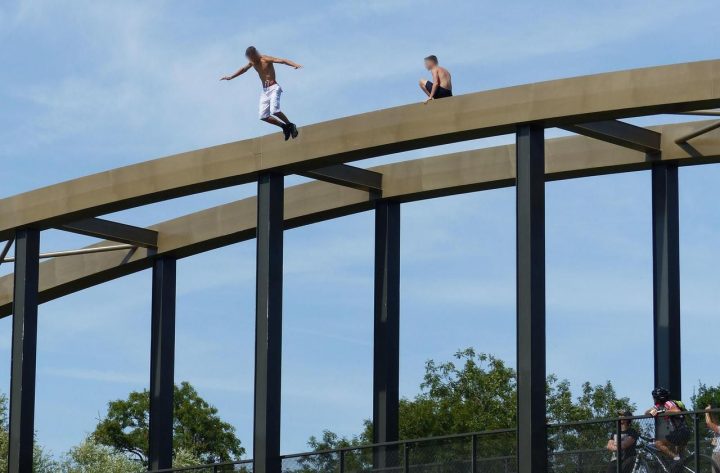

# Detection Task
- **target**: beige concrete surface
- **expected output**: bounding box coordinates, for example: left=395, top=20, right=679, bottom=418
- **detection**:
left=0, top=60, right=719, bottom=240
left=0, top=120, right=718, bottom=316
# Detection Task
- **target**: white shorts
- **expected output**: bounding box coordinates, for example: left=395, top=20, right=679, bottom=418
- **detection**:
left=259, top=84, right=282, bottom=119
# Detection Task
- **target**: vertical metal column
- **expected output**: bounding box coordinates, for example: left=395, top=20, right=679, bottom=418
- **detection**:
left=471, top=434, right=478, bottom=473
left=148, top=257, right=177, bottom=471
left=515, top=124, right=547, bottom=473
left=254, top=172, right=284, bottom=473
left=373, top=200, right=400, bottom=469
left=8, top=228, right=40, bottom=473
left=651, top=163, right=681, bottom=398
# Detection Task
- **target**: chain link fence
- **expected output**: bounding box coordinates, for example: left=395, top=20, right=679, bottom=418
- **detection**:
left=548, top=410, right=720, bottom=473
left=150, top=410, right=720, bottom=473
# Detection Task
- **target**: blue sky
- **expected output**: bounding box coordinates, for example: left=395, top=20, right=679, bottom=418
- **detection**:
left=1, top=0, right=719, bottom=459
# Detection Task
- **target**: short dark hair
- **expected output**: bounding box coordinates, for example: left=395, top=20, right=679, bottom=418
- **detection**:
left=425, top=55, right=438, bottom=64
left=246, top=46, right=258, bottom=57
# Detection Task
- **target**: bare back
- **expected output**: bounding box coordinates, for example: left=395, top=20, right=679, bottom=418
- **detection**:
left=251, top=56, right=278, bottom=84
left=434, top=66, right=452, bottom=90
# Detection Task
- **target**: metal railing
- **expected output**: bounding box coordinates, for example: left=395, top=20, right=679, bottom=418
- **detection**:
left=149, top=409, right=720, bottom=473
left=548, top=409, right=720, bottom=473
left=278, top=428, right=517, bottom=473
left=151, top=459, right=253, bottom=473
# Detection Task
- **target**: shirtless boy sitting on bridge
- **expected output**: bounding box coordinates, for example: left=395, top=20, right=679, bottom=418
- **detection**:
left=419, top=55, right=453, bottom=104
left=221, top=46, right=302, bottom=141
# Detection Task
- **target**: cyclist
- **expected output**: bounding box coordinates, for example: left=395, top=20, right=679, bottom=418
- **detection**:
left=705, top=404, right=720, bottom=466
left=606, top=410, right=639, bottom=473
left=646, top=387, right=690, bottom=462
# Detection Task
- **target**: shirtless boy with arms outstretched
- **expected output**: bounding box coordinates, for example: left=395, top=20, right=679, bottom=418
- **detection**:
left=221, top=46, right=302, bottom=140
left=419, top=55, right=452, bottom=104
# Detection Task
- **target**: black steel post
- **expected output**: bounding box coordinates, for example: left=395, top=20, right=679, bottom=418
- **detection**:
left=8, top=228, right=40, bottom=473
left=616, top=419, right=622, bottom=473
left=471, top=434, right=478, bottom=473
left=373, top=200, right=401, bottom=470
left=148, top=257, right=177, bottom=471
left=578, top=452, right=584, bottom=472
left=254, top=172, right=284, bottom=473
left=515, top=124, right=547, bottom=473
left=651, top=163, right=681, bottom=399
left=693, top=413, right=700, bottom=473
left=403, top=443, right=410, bottom=473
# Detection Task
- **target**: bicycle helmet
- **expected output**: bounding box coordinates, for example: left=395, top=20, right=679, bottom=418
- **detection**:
left=652, top=387, right=671, bottom=403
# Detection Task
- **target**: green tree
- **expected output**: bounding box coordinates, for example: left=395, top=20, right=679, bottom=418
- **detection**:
left=305, top=350, right=635, bottom=472
left=92, top=381, right=244, bottom=466
left=297, top=431, right=369, bottom=472
left=172, top=448, right=205, bottom=469
left=59, top=438, right=144, bottom=473
left=401, top=349, right=517, bottom=437
left=692, top=382, right=720, bottom=410
left=546, top=377, right=635, bottom=471
left=59, top=438, right=206, bottom=473
left=359, top=349, right=632, bottom=439
left=0, top=393, right=58, bottom=473
left=352, top=349, right=517, bottom=444
left=547, top=376, right=634, bottom=423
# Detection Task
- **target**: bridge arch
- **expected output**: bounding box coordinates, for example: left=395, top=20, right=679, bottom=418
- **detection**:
left=1, top=60, right=720, bottom=472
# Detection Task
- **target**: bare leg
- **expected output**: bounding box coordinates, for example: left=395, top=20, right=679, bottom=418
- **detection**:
left=655, top=440, right=677, bottom=459
left=419, top=79, right=430, bottom=97
left=274, top=111, right=298, bottom=138
left=262, top=116, right=287, bottom=129
left=273, top=111, right=292, bottom=124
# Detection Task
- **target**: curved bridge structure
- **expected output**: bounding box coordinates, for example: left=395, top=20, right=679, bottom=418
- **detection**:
left=2, top=60, right=720, bottom=473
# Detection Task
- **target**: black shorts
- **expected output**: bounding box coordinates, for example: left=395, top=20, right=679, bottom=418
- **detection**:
left=666, top=427, right=691, bottom=446
left=425, top=81, right=452, bottom=99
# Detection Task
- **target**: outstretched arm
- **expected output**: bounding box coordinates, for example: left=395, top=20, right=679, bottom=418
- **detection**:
left=267, top=56, right=303, bottom=69
left=220, top=63, right=252, bottom=81
left=706, top=406, right=720, bottom=433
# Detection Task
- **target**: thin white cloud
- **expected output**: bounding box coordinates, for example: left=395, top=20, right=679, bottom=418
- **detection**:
left=334, top=0, right=429, bottom=17
left=287, top=326, right=372, bottom=347
left=6, top=0, right=714, bottom=163
left=43, top=367, right=145, bottom=385
left=2, top=0, right=719, bottom=459
left=42, top=366, right=254, bottom=396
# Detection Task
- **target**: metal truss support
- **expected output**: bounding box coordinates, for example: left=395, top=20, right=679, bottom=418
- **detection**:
left=301, top=164, right=382, bottom=193
left=674, top=121, right=720, bottom=144
left=148, top=257, right=177, bottom=471
left=59, top=217, right=158, bottom=248
left=254, top=172, right=284, bottom=473
left=516, top=124, right=547, bottom=473
left=373, top=200, right=400, bottom=469
left=562, top=120, right=661, bottom=154
left=0, top=237, right=14, bottom=269
left=676, top=109, right=720, bottom=117
left=8, top=229, right=40, bottom=473
left=2, top=243, right=135, bottom=263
